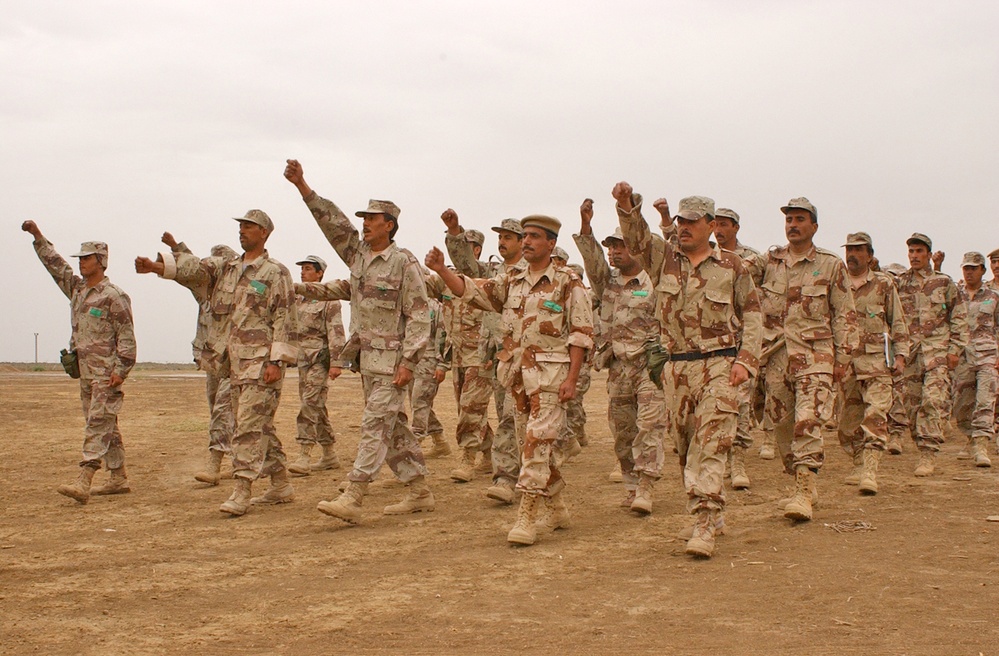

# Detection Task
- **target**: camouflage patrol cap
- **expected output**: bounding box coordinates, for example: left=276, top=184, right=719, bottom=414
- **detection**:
left=906, top=232, right=932, bottom=251
left=843, top=232, right=873, bottom=248
left=71, top=241, right=109, bottom=268
left=552, top=246, right=570, bottom=262
left=355, top=199, right=401, bottom=221
left=601, top=227, right=626, bottom=247
left=233, top=209, right=274, bottom=232
left=211, top=244, right=237, bottom=260
left=464, top=229, right=485, bottom=246
left=295, top=255, right=328, bottom=271
left=883, top=263, right=907, bottom=277
left=781, top=197, right=818, bottom=221
left=568, top=264, right=585, bottom=279
left=674, top=196, right=715, bottom=221
left=491, top=218, right=524, bottom=236
left=521, top=214, right=561, bottom=237
left=961, top=252, right=986, bottom=268
left=715, top=208, right=740, bottom=224
left=988, top=248, right=999, bottom=261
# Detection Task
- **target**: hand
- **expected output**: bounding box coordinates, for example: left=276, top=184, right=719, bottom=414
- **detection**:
left=579, top=198, right=594, bottom=230
left=425, top=247, right=446, bottom=273
left=433, top=368, right=446, bottom=384
left=328, top=366, right=342, bottom=381
left=440, top=209, right=460, bottom=235
left=833, top=363, right=848, bottom=383
left=932, top=251, right=945, bottom=271
left=161, top=232, right=178, bottom=249
left=284, top=159, right=305, bottom=186
left=262, top=363, right=282, bottom=384
left=612, top=182, right=634, bottom=211
left=652, top=198, right=671, bottom=219
left=946, top=353, right=959, bottom=370
left=728, top=363, right=750, bottom=387
left=109, top=373, right=124, bottom=387
left=21, top=220, right=42, bottom=239
left=134, top=256, right=164, bottom=275
left=392, top=365, right=413, bottom=388
left=558, top=376, right=578, bottom=402
left=894, top=355, right=905, bottom=376
left=870, top=256, right=880, bottom=272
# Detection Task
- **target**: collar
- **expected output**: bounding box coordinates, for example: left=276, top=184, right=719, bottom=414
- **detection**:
left=515, top=259, right=557, bottom=284
left=365, top=241, right=398, bottom=263
left=241, top=250, right=269, bottom=269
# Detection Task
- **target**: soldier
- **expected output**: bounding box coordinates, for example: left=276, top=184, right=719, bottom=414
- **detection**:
left=574, top=198, right=665, bottom=513
left=22, top=222, right=136, bottom=504
left=952, top=252, right=998, bottom=467
left=890, top=233, right=968, bottom=476
left=287, top=255, right=347, bottom=476
left=426, top=214, right=594, bottom=546
left=136, top=210, right=299, bottom=515
left=160, top=232, right=237, bottom=485
left=837, top=233, right=909, bottom=494
left=712, top=207, right=769, bottom=481
left=615, top=185, right=761, bottom=557
left=989, top=249, right=999, bottom=292
left=758, top=198, right=857, bottom=521
left=883, top=263, right=910, bottom=455
left=284, top=159, right=434, bottom=524
left=444, top=215, right=525, bottom=503
left=409, top=296, right=449, bottom=458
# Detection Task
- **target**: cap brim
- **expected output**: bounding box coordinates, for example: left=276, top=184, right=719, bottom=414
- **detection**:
left=905, top=238, right=931, bottom=248
left=601, top=237, right=625, bottom=247
left=491, top=226, right=521, bottom=235
left=674, top=210, right=707, bottom=222
left=842, top=241, right=869, bottom=247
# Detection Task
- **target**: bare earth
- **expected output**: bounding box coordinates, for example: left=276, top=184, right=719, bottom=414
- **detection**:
left=1, top=369, right=998, bottom=655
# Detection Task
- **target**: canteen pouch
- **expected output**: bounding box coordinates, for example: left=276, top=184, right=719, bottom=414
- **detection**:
left=60, top=348, right=81, bottom=379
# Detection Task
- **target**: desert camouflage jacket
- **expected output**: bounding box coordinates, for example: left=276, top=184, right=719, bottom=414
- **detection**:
left=759, top=243, right=858, bottom=377
left=573, top=231, right=657, bottom=363
left=957, top=282, right=999, bottom=366
left=616, top=195, right=763, bottom=377
left=296, top=294, right=347, bottom=369
left=33, top=238, right=136, bottom=381
left=302, top=191, right=430, bottom=377
left=731, top=241, right=766, bottom=287
left=849, top=269, right=910, bottom=379
left=171, top=242, right=222, bottom=368
left=416, top=297, right=448, bottom=376
left=443, top=230, right=505, bottom=364
left=162, top=249, right=298, bottom=384
left=896, top=266, right=969, bottom=368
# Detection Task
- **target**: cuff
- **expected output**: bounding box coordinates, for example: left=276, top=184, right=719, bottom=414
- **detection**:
left=401, top=357, right=420, bottom=372
left=567, top=333, right=594, bottom=351
left=159, top=251, right=177, bottom=280
left=735, top=350, right=759, bottom=378
left=269, top=341, right=298, bottom=365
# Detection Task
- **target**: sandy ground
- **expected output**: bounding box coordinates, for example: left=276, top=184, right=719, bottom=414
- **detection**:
left=1, top=368, right=998, bottom=655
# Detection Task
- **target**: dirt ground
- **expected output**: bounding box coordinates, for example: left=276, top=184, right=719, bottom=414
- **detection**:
left=1, top=368, right=998, bottom=655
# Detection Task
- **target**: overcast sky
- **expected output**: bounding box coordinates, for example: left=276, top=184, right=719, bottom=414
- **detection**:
left=4, top=1, right=997, bottom=363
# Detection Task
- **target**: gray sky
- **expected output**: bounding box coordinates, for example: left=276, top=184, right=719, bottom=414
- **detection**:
left=4, top=1, right=998, bottom=363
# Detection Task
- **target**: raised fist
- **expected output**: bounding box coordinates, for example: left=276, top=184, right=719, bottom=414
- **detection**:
left=21, top=220, right=41, bottom=238
left=653, top=198, right=670, bottom=218
left=612, top=182, right=633, bottom=203
left=161, top=232, right=178, bottom=249
left=580, top=198, right=594, bottom=224
left=284, top=159, right=305, bottom=186
left=440, top=208, right=460, bottom=233
left=425, top=246, right=446, bottom=273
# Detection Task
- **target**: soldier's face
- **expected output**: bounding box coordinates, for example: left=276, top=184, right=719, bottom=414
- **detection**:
left=713, top=217, right=739, bottom=248
left=676, top=215, right=714, bottom=253
left=784, top=210, right=817, bottom=246
left=522, top=227, right=554, bottom=264
left=77, top=254, right=100, bottom=277
left=908, top=243, right=930, bottom=269
left=963, top=265, right=985, bottom=287
left=497, top=231, right=522, bottom=261
left=472, top=243, right=482, bottom=259
left=845, top=245, right=871, bottom=276
left=300, top=263, right=322, bottom=283
left=606, top=239, right=636, bottom=270
left=991, top=257, right=999, bottom=279
left=238, top=221, right=267, bottom=252
left=361, top=213, right=393, bottom=246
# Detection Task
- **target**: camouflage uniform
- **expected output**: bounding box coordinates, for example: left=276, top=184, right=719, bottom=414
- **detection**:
left=573, top=229, right=665, bottom=492
left=295, top=292, right=346, bottom=447
left=890, top=263, right=969, bottom=455
left=952, top=280, right=998, bottom=449
left=162, top=246, right=298, bottom=480
left=409, top=298, right=447, bottom=442
left=32, top=239, right=136, bottom=471
left=618, top=196, right=762, bottom=521
left=729, top=240, right=767, bottom=452
left=302, top=192, right=431, bottom=484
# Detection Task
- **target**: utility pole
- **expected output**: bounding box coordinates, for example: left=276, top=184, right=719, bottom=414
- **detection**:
left=34, top=333, right=39, bottom=364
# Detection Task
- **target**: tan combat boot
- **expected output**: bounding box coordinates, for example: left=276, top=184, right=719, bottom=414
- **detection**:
left=677, top=514, right=725, bottom=540
left=219, top=478, right=253, bottom=516
left=630, top=474, right=655, bottom=514
left=957, top=437, right=972, bottom=460
left=450, top=448, right=477, bottom=483
left=57, top=466, right=96, bottom=504
left=250, top=468, right=295, bottom=505
left=475, top=451, right=493, bottom=475
left=783, top=466, right=816, bottom=521
left=914, top=449, right=935, bottom=477
left=384, top=476, right=435, bottom=515
left=507, top=494, right=541, bottom=545
left=564, top=438, right=583, bottom=462
left=859, top=448, right=880, bottom=495
left=685, top=510, right=719, bottom=558
left=844, top=452, right=864, bottom=485
left=195, top=450, right=224, bottom=485
left=311, top=443, right=340, bottom=471
left=620, top=488, right=636, bottom=508
left=426, top=432, right=451, bottom=458
left=317, top=481, right=368, bottom=524
left=608, top=464, right=623, bottom=483
left=91, top=466, right=131, bottom=496
left=485, top=478, right=516, bottom=504
left=535, top=490, right=570, bottom=531
left=287, top=443, right=314, bottom=476
left=972, top=437, right=992, bottom=468
left=730, top=447, right=750, bottom=490
left=759, top=433, right=777, bottom=460
left=886, top=433, right=903, bottom=455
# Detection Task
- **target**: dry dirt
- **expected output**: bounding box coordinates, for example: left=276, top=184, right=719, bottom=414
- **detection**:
left=1, top=369, right=998, bottom=655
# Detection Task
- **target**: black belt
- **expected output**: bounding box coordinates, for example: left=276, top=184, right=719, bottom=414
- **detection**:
left=665, top=347, right=738, bottom=362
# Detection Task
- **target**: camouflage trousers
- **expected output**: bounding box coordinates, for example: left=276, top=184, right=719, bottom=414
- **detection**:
left=560, top=364, right=591, bottom=446
left=887, top=372, right=909, bottom=439
left=837, top=374, right=891, bottom=457
left=734, top=376, right=755, bottom=449
left=409, top=373, right=444, bottom=440
left=205, top=370, right=233, bottom=454
left=230, top=381, right=287, bottom=480
left=491, top=377, right=519, bottom=484
left=765, top=346, right=832, bottom=472
left=607, top=357, right=666, bottom=488
left=78, top=378, right=126, bottom=470
left=451, top=365, right=493, bottom=450
left=663, top=356, right=739, bottom=514
left=296, top=361, right=335, bottom=446
left=952, top=356, right=997, bottom=440
left=511, top=362, right=568, bottom=496
left=892, top=350, right=950, bottom=451
left=348, top=374, right=429, bottom=484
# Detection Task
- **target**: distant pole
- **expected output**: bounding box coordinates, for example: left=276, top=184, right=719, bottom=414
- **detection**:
left=34, top=333, right=39, bottom=364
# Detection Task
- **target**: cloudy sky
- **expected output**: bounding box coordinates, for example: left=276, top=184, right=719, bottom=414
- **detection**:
left=4, top=1, right=997, bottom=363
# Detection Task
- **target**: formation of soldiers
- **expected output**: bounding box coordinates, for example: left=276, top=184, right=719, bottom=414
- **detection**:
left=21, top=164, right=999, bottom=559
